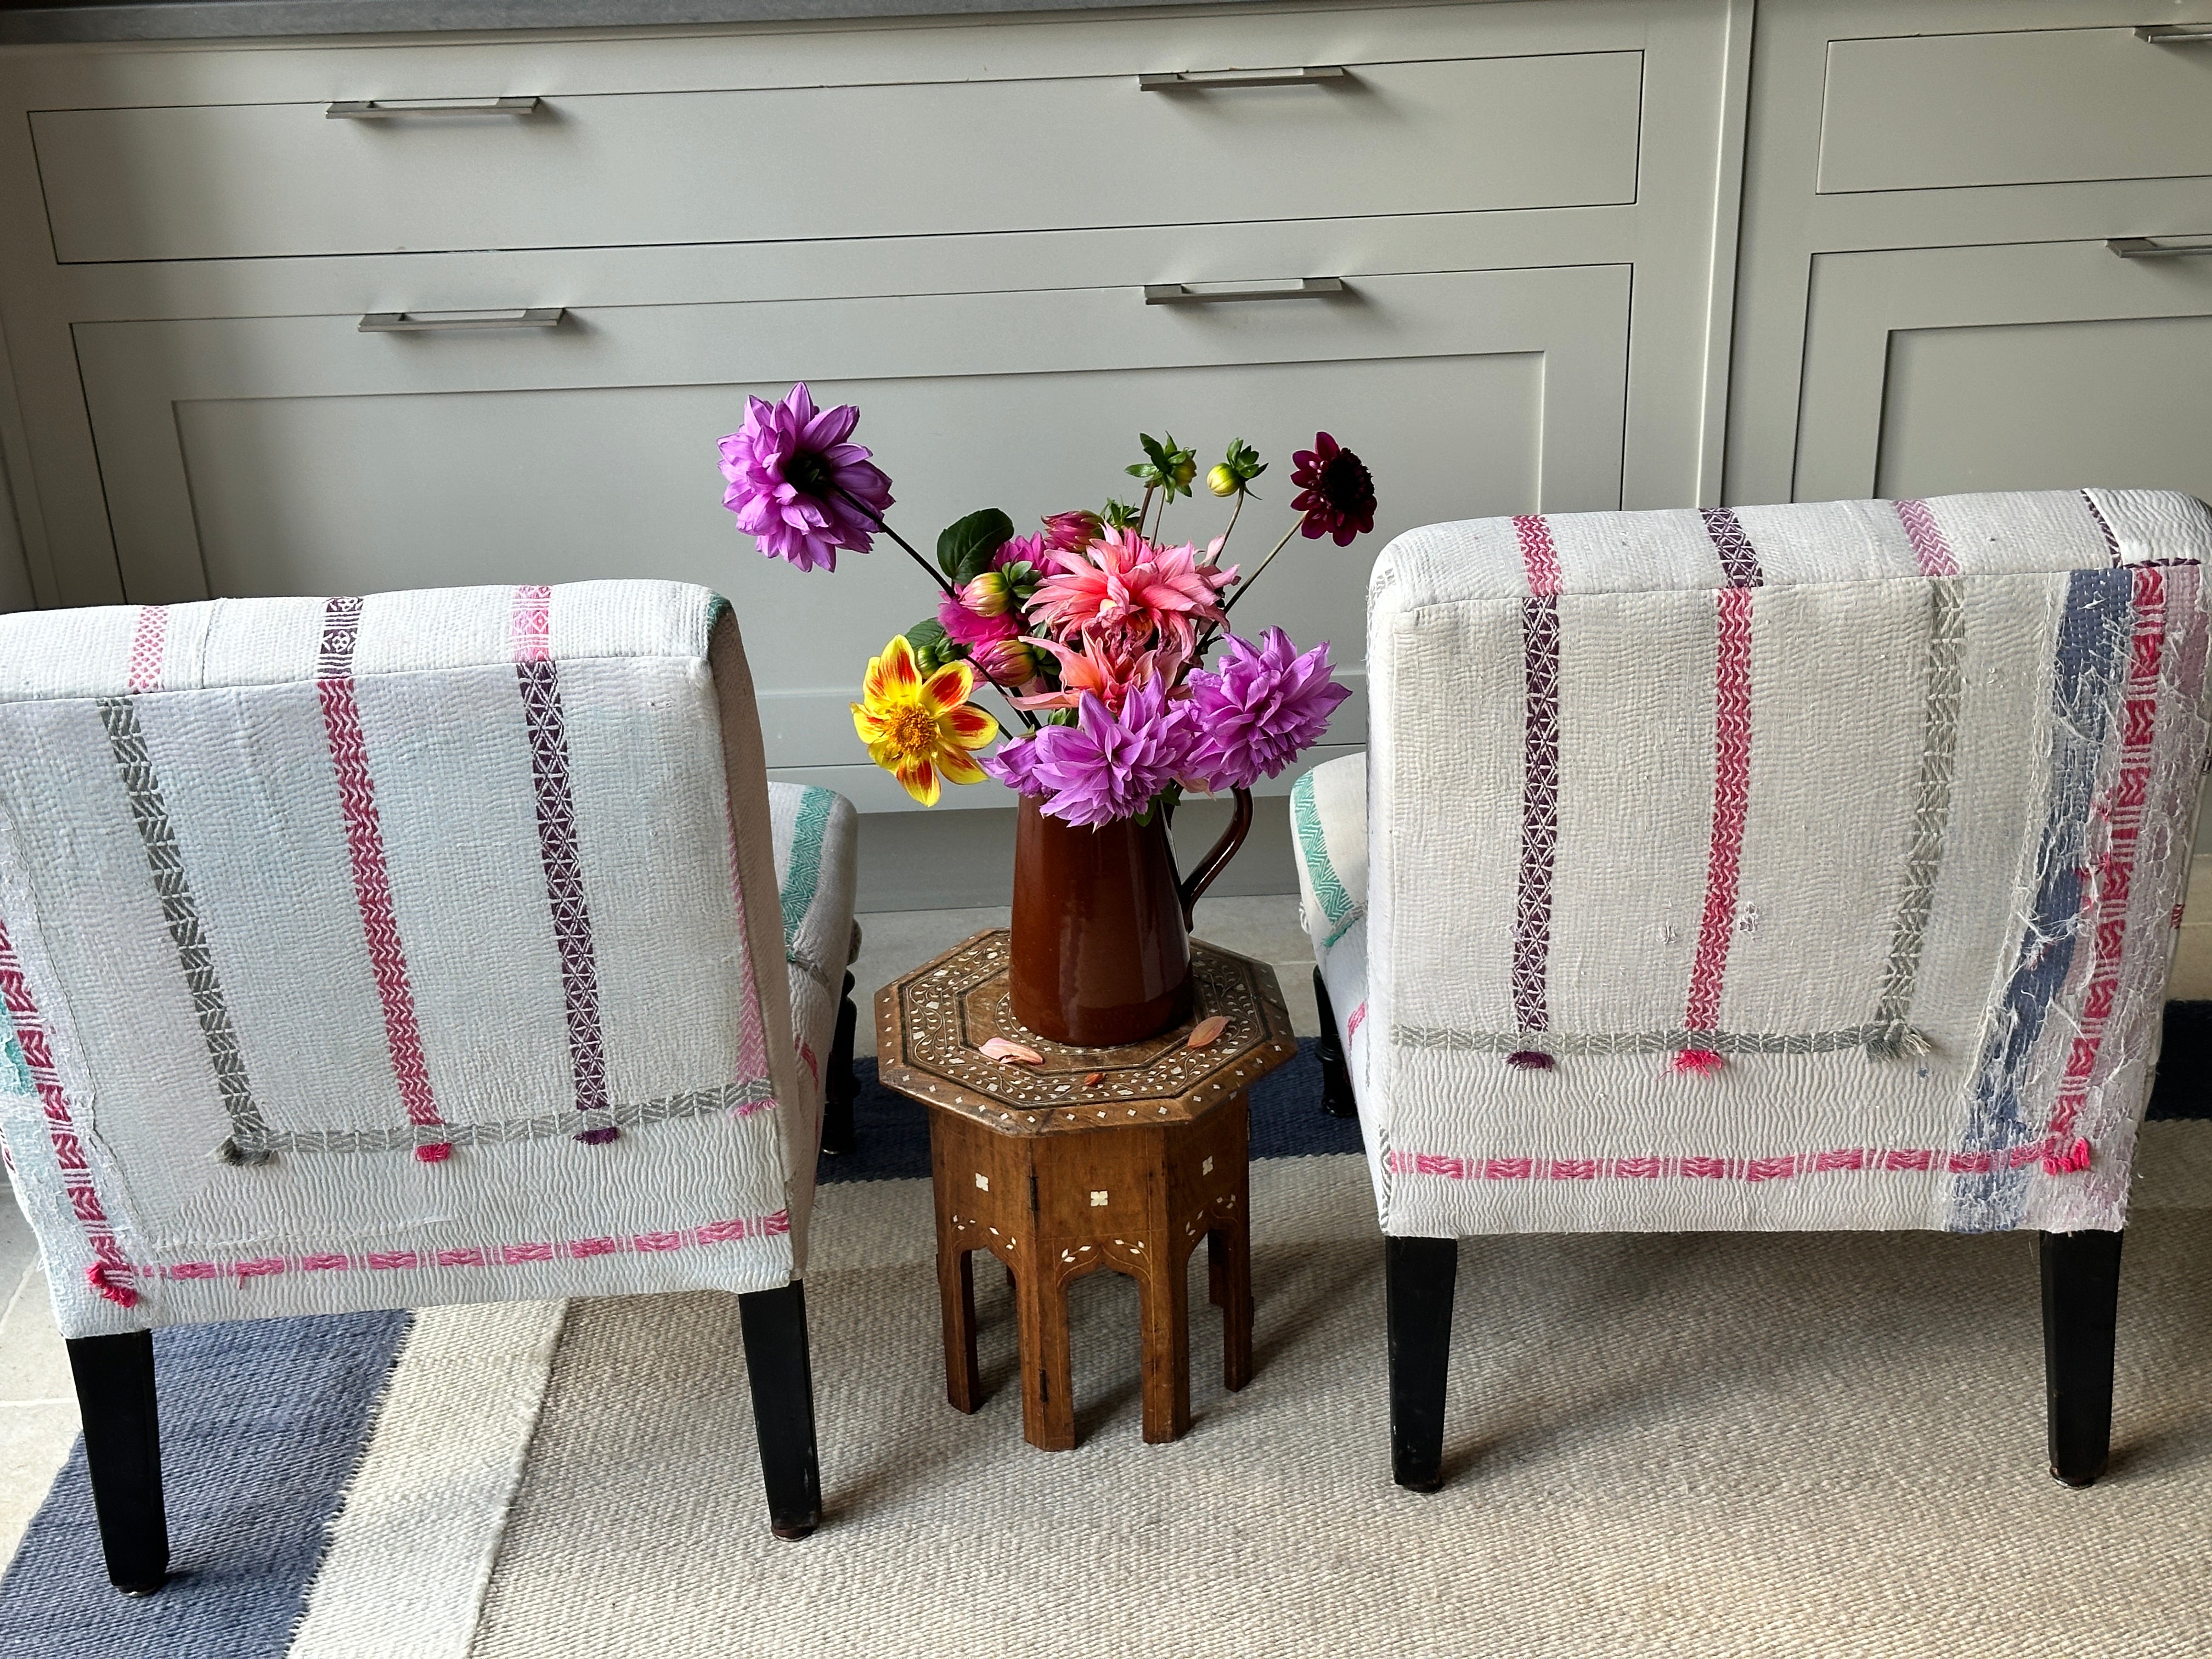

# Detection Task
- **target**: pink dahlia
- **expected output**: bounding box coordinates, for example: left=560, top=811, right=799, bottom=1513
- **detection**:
left=717, top=383, right=893, bottom=573
left=1290, top=432, right=1376, bottom=548
left=985, top=678, right=1192, bottom=826
left=1028, top=528, right=1236, bottom=656
left=1183, top=629, right=1351, bottom=790
left=1011, top=631, right=1186, bottom=716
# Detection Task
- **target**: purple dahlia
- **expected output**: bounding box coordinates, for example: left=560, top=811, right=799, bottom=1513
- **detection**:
left=984, top=677, right=1192, bottom=827
left=717, top=383, right=893, bottom=573
left=1183, top=628, right=1350, bottom=791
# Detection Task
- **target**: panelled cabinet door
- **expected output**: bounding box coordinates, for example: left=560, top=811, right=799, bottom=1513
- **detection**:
left=74, top=261, right=1627, bottom=805
left=1793, top=238, right=2212, bottom=504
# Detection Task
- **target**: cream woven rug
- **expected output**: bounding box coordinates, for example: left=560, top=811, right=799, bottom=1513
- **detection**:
left=280, top=1146, right=2212, bottom=1659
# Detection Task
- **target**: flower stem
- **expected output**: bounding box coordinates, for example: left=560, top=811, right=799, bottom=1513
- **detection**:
left=833, top=483, right=1039, bottom=731
left=1222, top=522, right=1301, bottom=617
left=834, top=484, right=955, bottom=600
left=1191, top=520, right=1301, bottom=662
left=1210, top=490, right=1246, bottom=563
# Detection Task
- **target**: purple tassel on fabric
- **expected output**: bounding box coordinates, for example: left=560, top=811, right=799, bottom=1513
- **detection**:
left=1505, top=1050, right=1555, bottom=1071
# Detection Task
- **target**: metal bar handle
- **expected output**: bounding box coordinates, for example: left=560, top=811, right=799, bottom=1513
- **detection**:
left=359, top=308, right=566, bottom=332
left=1137, top=66, right=1349, bottom=91
left=327, top=97, right=541, bottom=119
left=2107, top=238, right=2212, bottom=258
left=1144, top=278, right=1346, bottom=305
left=2135, top=26, right=2212, bottom=44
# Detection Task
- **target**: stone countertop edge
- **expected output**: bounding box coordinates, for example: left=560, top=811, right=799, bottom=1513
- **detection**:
left=0, top=0, right=1273, bottom=46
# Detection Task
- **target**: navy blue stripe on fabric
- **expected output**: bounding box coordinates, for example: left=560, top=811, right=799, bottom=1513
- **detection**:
left=0, top=1310, right=408, bottom=1659
left=1952, top=567, right=2137, bottom=1233
left=817, top=1041, right=1361, bottom=1184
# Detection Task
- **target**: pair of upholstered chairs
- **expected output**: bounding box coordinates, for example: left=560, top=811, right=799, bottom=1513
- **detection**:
left=1296, top=488, right=2209, bottom=1493
left=0, top=583, right=860, bottom=1593
left=8, top=487, right=2207, bottom=1599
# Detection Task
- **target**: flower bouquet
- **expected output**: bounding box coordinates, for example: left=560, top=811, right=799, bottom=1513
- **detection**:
left=718, top=386, right=1375, bottom=1044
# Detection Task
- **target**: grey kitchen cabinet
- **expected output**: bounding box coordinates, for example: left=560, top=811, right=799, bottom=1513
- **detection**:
left=0, top=0, right=1743, bottom=807
left=1726, top=0, right=2212, bottom=507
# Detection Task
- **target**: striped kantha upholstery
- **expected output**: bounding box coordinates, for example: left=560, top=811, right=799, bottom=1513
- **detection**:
left=0, top=581, right=833, bottom=1339
left=770, top=781, right=859, bottom=1156
left=1307, top=489, right=2212, bottom=1239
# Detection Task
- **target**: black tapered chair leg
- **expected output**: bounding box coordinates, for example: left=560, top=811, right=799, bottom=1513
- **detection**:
left=821, top=971, right=859, bottom=1156
left=737, top=1280, right=822, bottom=1538
left=65, top=1330, right=168, bottom=1594
left=1385, top=1235, right=1459, bottom=1492
left=2041, top=1228, right=2123, bottom=1488
left=1313, top=968, right=1357, bottom=1119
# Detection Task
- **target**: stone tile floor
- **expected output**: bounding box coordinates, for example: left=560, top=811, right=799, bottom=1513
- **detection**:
left=0, top=893, right=1319, bottom=1572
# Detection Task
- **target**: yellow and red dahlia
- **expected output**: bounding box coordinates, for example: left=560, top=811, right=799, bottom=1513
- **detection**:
left=850, top=635, right=997, bottom=806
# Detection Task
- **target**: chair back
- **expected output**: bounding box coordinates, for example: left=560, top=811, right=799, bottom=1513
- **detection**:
left=1364, top=490, right=2211, bottom=1237
left=0, top=580, right=803, bottom=1337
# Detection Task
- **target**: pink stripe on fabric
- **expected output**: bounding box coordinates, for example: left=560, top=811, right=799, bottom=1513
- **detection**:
left=2047, top=565, right=2168, bottom=1149
left=318, top=598, right=448, bottom=1150
left=1386, top=1144, right=2051, bottom=1185
left=127, top=606, right=167, bottom=693
left=1683, top=585, right=1756, bottom=1032
left=1894, top=500, right=1959, bottom=578
left=511, top=583, right=553, bottom=663
left=1511, top=514, right=1563, bottom=597
left=0, top=919, right=139, bottom=1305
left=111, top=1210, right=790, bottom=1286
left=1346, top=1001, right=1367, bottom=1040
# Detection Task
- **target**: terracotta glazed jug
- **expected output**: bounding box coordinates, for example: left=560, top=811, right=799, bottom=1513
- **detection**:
left=1009, top=789, right=1254, bottom=1048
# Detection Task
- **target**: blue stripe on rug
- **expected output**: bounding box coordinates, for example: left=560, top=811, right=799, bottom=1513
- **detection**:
left=0, top=1309, right=409, bottom=1659
left=819, top=1038, right=1361, bottom=1184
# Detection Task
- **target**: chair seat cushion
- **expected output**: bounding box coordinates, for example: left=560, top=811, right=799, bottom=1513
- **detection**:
left=770, top=783, right=859, bottom=1148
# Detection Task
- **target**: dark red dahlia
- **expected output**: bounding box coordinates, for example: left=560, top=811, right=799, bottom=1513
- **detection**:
left=1289, top=432, right=1376, bottom=547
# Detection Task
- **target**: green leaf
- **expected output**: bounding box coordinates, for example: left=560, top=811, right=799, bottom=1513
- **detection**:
left=936, top=509, right=1014, bottom=585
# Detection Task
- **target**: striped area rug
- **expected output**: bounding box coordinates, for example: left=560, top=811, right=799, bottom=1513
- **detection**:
left=4, top=1047, right=2207, bottom=1659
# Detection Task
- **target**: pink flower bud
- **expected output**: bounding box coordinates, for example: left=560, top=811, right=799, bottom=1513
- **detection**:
left=1042, top=510, right=1104, bottom=553
left=960, top=572, right=1012, bottom=617
left=972, top=637, right=1037, bottom=686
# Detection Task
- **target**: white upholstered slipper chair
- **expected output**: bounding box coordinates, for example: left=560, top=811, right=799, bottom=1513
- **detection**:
left=0, top=580, right=856, bottom=1593
left=1295, top=490, right=2212, bottom=1492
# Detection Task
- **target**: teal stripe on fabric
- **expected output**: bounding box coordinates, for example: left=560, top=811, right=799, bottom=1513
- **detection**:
left=1, top=1030, right=29, bottom=1097
left=1292, top=771, right=1361, bottom=946
left=778, top=786, right=838, bottom=947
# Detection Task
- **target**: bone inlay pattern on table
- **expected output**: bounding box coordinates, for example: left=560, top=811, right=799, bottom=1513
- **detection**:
left=874, top=931, right=1297, bottom=1133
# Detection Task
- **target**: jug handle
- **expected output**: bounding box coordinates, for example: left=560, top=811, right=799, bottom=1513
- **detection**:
left=1176, top=787, right=1254, bottom=929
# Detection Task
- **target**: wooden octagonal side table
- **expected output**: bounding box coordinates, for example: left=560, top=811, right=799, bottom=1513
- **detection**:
left=876, top=930, right=1298, bottom=1450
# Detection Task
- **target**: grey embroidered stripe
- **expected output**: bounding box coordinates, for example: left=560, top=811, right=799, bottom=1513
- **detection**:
left=246, top=1078, right=777, bottom=1155
left=1392, top=1024, right=1906, bottom=1057
left=1872, top=578, right=1966, bottom=1038
left=98, top=696, right=273, bottom=1150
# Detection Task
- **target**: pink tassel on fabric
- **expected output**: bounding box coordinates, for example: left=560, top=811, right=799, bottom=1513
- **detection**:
left=415, top=1142, right=453, bottom=1164
left=1505, top=1050, right=1555, bottom=1071
left=1673, top=1048, right=1725, bottom=1076
left=86, top=1263, right=138, bottom=1308
left=2042, top=1137, right=2092, bottom=1176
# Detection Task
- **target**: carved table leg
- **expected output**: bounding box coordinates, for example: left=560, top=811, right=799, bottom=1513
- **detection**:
left=1016, top=1249, right=1077, bottom=1452
left=1138, top=1240, right=1193, bottom=1444
left=1209, top=1214, right=1254, bottom=1392
left=939, top=1246, right=982, bottom=1414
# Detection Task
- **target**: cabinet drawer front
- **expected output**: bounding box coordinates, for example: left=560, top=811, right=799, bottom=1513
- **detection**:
left=36, top=51, right=1640, bottom=264
left=1792, top=239, right=2212, bottom=504
left=1818, top=26, right=2212, bottom=194
left=74, top=260, right=1628, bottom=805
